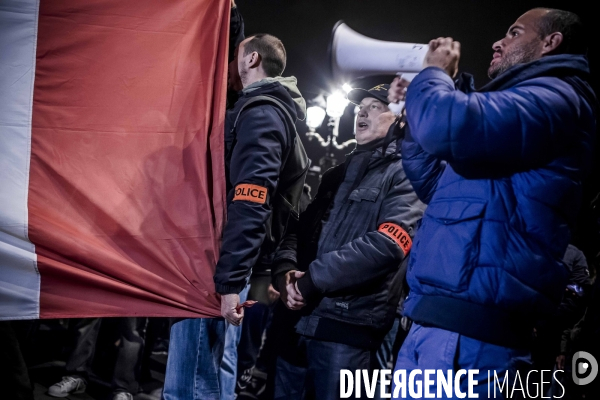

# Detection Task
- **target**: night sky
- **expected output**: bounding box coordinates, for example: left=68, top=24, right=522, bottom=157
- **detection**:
left=235, top=0, right=599, bottom=262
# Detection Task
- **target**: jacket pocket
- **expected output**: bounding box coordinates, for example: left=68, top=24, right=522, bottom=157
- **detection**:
left=348, top=187, right=381, bottom=202
left=333, top=187, right=381, bottom=239
left=412, top=199, right=486, bottom=292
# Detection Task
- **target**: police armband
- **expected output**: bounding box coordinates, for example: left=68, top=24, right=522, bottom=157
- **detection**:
left=233, top=183, right=268, bottom=204
left=378, top=222, right=412, bottom=256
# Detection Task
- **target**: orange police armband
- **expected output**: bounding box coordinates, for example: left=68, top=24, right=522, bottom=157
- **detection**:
left=233, top=183, right=268, bottom=204
left=378, top=223, right=412, bottom=256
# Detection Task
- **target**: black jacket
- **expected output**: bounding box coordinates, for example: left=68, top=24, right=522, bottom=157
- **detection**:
left=213, top=78, right=308, bottom=294
left=555, top=244, right=592, bottom=331
left=275, top=132, right=426, bottom=349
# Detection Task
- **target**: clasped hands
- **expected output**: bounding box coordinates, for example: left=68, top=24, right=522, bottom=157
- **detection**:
left=276, top=270, right=306, bottom=310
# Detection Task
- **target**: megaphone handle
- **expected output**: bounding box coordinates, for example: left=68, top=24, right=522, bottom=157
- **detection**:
left=388, top=101, right=405, bottom=116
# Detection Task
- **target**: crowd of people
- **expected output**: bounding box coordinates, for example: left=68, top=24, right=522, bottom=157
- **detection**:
left=4, top=2, right=599, bottom=400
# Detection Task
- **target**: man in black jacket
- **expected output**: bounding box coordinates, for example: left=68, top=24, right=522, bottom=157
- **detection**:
left=271, top=85, right=425, bottom=399
left=163, top=25, right=309, bottom=400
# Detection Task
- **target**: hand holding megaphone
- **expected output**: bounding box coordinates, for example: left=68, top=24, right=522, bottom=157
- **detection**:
left=387, top=37, right=461, bottom=110
left=329, top=22, right=461, bottom=114
left=388, top=75, right=411, bottom=104
left=386, top=75, right=411, bottom=114
left=423, top=37, right=461, bottom=78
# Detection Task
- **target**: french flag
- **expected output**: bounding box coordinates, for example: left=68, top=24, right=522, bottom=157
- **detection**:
left=0, top=0, right=229, bottom=320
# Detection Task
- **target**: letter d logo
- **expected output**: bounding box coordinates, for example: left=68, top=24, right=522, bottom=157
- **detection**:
left=572, top=351, right=598, bottom=385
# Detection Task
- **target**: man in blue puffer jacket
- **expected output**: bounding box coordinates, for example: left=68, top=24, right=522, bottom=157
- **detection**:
left=388, top=7, right=597, bottom=398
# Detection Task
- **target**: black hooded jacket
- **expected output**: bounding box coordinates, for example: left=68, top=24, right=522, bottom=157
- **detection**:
left=214, top=79, right=308, bottom=294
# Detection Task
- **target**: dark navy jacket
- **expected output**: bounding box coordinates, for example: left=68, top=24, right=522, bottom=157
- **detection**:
left=402, top=55, right=597, bottom=347
left=288, top=138, right=426, bottom=348
left=214, top=78, right=306, bottom=294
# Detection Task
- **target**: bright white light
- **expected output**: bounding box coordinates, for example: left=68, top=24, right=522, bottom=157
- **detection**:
left=306, top=106, right=326, bottom=129
left=342, top=83, right=352, bottom=93
left=326, top=91, right=349, bottom=119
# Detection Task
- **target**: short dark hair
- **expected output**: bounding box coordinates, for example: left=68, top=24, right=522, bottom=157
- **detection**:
left=534, top=8, right=587, bottom=55
left=243, top=34, right=287, bottom=77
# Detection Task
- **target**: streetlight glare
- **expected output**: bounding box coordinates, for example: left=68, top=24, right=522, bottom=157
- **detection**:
left=306, top=106, right=326, bottom=130
left=326, top=91, right=349, bottom=119
left=305, top=92, right=356, bottom=152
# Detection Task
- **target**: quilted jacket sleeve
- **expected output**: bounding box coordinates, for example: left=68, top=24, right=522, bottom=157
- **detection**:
left=401, top=125, right=447, bottom=204
left=406, top=67, right=593, bottom=166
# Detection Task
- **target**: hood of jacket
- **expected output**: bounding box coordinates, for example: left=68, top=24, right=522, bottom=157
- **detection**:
left=240, top=76, right=306, bottom=120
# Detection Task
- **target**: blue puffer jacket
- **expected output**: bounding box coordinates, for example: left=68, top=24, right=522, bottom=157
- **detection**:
left=402, top=55, right=597, bottom=347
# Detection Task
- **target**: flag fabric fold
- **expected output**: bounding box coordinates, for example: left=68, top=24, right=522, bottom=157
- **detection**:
left=0, top=0, right=228, bottom=319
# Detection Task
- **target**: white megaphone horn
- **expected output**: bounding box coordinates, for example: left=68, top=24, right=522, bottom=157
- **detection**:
left=329, top=21, right=428, bottom=83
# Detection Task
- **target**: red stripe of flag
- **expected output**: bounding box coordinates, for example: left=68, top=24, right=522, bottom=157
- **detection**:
left=29, top=0, right=228, bottom=318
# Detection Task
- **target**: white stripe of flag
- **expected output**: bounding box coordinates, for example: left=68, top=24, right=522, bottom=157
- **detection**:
left=0, top=0, right=41, bottom=320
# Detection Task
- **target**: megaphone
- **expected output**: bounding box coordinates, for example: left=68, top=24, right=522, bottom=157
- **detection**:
left=329, top=21, right=428, bottom=84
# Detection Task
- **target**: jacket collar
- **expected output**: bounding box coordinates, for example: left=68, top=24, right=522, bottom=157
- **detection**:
left=479, top=54, right=591, bottom=92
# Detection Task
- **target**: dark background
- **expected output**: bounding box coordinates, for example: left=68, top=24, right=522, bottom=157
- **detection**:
left=236, top=0, right=600, bottom=266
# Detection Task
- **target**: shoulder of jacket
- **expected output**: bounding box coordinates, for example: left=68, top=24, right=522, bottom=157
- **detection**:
left=314, top=165, right=343, bottom=193
left=237, top=101, right=289, bottom=128
left=238, top=100, right=281, bottom=117
left=382, top=157, right=408, bottom=182
left=376, top=152, right=403, bottom=170
left=511, top=75, right=573, bottom=91
left=322, top=163, right=345, bottom=179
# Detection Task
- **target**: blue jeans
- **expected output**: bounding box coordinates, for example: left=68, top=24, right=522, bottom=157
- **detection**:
left=274, top=336, right=374, bottom=400
left=220, top=285, right=249, bottom=399
left=374, top=316, right=400, bottom=399
left=393, top=323, right=532, bottom=399
left=162, top=286, right=248, bottom=400
left=162, top=318, right=226, bottom=400
left=375, top=316, right=400, bottom=370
